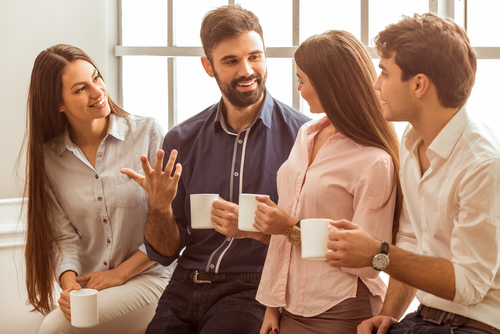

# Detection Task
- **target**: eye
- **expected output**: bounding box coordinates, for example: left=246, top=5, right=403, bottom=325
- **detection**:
left=93, top=74, right=102, bottom=82
left=297, top=78, right=303, bottom=84
left=75, top=87, right=85, bottom=93
left=225, top=59, right=237, bottom=65
left=250, top=55, right=261, bottom=60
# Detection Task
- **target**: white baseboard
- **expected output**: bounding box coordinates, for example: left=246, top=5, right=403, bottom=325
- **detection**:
left=0, top=198, right=26, bottom=249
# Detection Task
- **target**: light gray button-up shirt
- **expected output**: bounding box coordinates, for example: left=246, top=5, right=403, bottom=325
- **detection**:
left=44, top=114, right=175, bottom=285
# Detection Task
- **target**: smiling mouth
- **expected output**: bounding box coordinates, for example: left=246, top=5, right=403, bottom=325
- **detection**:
left=237, top=80, right=256, bottom=87
left=89, top=98, right=105, bottom=107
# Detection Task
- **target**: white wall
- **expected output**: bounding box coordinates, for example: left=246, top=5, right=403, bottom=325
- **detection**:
left=0, top=1, right=118, bottom=332
left=0, top=0, right=119, bottom=200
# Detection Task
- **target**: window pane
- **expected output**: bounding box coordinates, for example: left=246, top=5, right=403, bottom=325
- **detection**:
left=300, top=0, right=360, bottom=43
left=122, top=56, right=169, bottom=129
left=176, top=0, right=227, bottom=47
left=467, top=0, right=500, bottom=46
left=369, top=0, right=428, bottom=46
left=266, top=58, right=293, bottom=109
left=176, top=57, right=220, bottom=125
left=122, top=0, right=168, bottom=46
left=236, top=0, right=292, bottom=46
left=467, top=60, right=500, bottom=133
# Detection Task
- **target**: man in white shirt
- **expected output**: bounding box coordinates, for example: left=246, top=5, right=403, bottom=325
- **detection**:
left=325, top=13, right=500, bottom=334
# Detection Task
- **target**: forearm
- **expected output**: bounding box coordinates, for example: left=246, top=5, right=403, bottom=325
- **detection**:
left=60, top=271, right=78, bottom=290
left=115, top=250, right=156, bottom=282
left=385, top=245, right=455, bottom=301
left=144, top=205, right=180, bottom=257
left=380, top=278, right=417, bottom=319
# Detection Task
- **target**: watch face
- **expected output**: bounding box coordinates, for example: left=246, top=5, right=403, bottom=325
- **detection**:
left=289, top=229, right=301, bottom=243
left=373, top=254, right=390, bottom=271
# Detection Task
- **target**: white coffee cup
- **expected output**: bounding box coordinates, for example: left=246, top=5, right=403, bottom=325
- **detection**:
left=190, top=194, right=219, bottom=229
left=238, top=193, right=270, bottom=232
left=301, top=218, right=337, bottom=260
left=70, top=288, right=99, bottom=328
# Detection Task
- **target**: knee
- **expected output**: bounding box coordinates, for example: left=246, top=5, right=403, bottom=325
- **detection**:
left=38, top=308, right=72, bottom=334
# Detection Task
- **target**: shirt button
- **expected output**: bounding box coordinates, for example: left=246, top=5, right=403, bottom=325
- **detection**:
left=97, top=152, right=103, bottom=157
left=98, top=197, right=102, bottom=201
left=95, top=174, right=99, bottom=179
left=234, top=172, right=239, bottom=177
left=103, top=261, right=108, bottom=266
left=238, top=139, right=243, bottom=144
left=226, top=237, right=232, bottom=241
left=103, top=219, right=108, bottom=224
left=210, top=264, right=215, bottom=269
left=285, top=258, right=289, bottom=264
left=107, top=239, right=111, bottom=243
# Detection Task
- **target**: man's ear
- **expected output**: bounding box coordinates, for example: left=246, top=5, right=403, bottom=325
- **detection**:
left=414, top=73, right=430, bottom=99
left=201, top=56, right=214, bottom=78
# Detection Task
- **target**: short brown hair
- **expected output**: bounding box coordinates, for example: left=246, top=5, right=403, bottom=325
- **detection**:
left=200, top=5, right=264, bottom=63
left=375, top=13, right=477, bottom=109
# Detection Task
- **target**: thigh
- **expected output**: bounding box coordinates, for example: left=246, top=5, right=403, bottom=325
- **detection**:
left=388, top=315, right=457, bottom=334
left=145, top=277, right=197, bottom=334
left=39, top=275, right=168, bottom=334
left=199, top=280, right=266, bottom=334
left=279, top=279, right=374, bottom=334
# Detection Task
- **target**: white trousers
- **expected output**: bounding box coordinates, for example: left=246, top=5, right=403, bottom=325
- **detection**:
left=38, top=275, right=168, bottom=334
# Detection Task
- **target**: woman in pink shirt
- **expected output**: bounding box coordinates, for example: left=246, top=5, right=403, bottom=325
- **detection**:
left=254, top=31, right=402, bottom=333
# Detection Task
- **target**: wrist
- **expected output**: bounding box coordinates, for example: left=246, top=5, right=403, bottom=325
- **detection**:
left=282, top=218, right=299, bottom=235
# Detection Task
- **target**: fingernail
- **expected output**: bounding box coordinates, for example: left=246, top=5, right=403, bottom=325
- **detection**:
left=273, top=329, right=278, bottom=334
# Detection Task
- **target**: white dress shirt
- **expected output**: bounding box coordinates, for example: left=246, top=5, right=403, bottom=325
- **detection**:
left=396, top=107, right=500, bottom=328
left=44, top=114, right=175, bottom=285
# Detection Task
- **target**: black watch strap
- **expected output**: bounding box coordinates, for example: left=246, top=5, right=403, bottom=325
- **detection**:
left=380, top=241, right=389, bottom=255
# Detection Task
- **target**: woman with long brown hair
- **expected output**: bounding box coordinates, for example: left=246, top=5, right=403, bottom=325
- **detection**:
left=23, top=44, right=174, bottom=333
left=253, top=31, right=402, bottom=333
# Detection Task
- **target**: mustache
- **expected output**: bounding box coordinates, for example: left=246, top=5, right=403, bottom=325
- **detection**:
left=232, top=73, right=261, bottom=86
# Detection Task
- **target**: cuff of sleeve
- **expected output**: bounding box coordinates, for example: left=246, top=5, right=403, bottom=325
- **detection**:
left=138, top=243, right=147, bottom=254
left=143, top=229, right=187, bottom=267
left=55, top=258, right=82, bottom=288
left=452, top=262, right=487, bottom=305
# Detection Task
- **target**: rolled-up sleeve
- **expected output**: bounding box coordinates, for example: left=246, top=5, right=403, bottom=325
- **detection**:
left=395, top=201, right=418, bottom=253
left=451, top=159, right=500, bottom=305
left=343, top=156, right=396, bottom=279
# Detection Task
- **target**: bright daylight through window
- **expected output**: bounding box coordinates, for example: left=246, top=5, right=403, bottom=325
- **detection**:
left=118, top=0, right=500, bottom=318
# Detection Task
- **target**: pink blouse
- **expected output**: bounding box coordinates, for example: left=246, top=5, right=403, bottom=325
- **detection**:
left=256, top=117, right=396, bottom=317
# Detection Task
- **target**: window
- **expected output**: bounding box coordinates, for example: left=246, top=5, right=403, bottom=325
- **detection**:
left=117, top=0, right=500, bottom=316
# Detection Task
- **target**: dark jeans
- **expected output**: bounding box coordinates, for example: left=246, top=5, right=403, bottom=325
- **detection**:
left=145, top=276, right=266, bottom=334
left=389, top=313, right=489, bottom=334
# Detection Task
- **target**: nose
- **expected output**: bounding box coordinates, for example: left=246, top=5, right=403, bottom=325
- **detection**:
left=90, top=80, right=106, bottom=98
left=238, top=59, right=254, bottom=78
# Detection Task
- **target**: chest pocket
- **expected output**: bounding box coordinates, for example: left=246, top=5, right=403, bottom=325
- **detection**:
left=114, top=170, right=148, bottom=209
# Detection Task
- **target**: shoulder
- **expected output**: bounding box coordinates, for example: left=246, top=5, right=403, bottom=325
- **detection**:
left=120, top=114, right=164, bottom=135
left=271, top=97, right=310, bottom=126
left=164, top=103, right=218, bottom=147
left=462, top=119, right=500, bottom=163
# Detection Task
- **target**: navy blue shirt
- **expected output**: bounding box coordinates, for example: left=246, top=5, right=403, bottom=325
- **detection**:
left=144, top=91, right=309, bottom=273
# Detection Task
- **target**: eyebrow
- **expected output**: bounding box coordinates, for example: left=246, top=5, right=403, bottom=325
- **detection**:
left=379, top=63, right=387, bottom=71
left=70, top=68, right=98, bottom=90
left=219, top=50, right=263, bottom=62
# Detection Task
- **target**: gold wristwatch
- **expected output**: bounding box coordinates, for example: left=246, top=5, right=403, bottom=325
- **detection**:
left=285, top=221, right=301, bottom=245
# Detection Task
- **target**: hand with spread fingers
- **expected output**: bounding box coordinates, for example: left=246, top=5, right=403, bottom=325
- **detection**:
left=120, top=149, right=182, bottom=210
left=326, top=219, right=380, bottom=268
left=253, top=196, right=297, bottom=235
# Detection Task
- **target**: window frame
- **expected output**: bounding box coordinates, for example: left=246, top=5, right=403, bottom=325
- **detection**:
left=115, top=0, right=500, bottom=130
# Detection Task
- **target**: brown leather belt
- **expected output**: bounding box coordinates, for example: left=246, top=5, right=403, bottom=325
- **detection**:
left=173, top=265, right=261, bottom=283
left=417, top=304, right=500, bottom=334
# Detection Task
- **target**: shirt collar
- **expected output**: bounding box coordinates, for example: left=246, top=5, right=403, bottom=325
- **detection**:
left=56, top=113, right=126, bottom=156
left=214, top=89, right=274, bottom=132
left=403, top=106, right=470, bottom=160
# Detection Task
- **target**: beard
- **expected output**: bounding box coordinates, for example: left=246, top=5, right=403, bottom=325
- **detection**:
left=213, top=69, right=267, bottom=109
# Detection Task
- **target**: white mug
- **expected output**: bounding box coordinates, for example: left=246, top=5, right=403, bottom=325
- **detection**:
left=70, top=288, right=99, bottom=328
left=190, top=194, right=219, bottom=229
left=301, top=218, right=337, bottom=260
left=238, top=193, right=269, bottom=232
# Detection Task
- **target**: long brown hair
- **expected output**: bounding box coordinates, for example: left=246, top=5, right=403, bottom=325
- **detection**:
left=22, top=44, right=127, bottom=314
left=294, top=31, right=403, bottom=242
